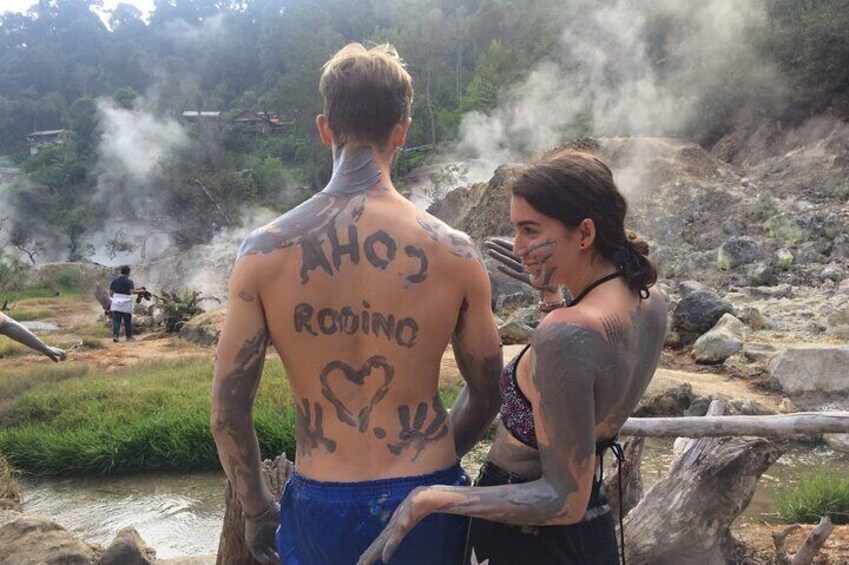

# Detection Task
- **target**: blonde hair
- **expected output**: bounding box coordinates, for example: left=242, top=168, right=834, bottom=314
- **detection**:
left=319, top=43, right=413, bottom=147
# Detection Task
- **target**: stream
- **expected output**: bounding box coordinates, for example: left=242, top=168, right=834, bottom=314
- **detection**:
left=20, top=441, right=848, bottom=558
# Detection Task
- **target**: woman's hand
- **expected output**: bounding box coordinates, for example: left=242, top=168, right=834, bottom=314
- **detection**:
left=484, top=237, right=562, bottom=296
left=358, top=487, right=428, bottom=565
left=44, top=346, right=66, bottom=362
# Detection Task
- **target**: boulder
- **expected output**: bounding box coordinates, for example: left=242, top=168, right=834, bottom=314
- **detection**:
left=99, top=526, right=154, bottom=565
left=498, top=320, right=534, bottom=345
left=823, top=434, right=849, bottom=454
left=179, top=308, right=228, bottom=347
left=821, top=262, right=846, bottom=281
left=0, top=514, right=95, bottom=565
left=768, top=345, right=849, bottom=394
left=692, top=313, right=751, bottom=364
left=737, top=306, right=773, bottom=330
left=774, top=248, right=794, bottom=271
left=717, top=237, right=762, bottom=270
left=671, top=281, right=734, bottom=344
left=747, top=263, right=779, bottom=286
left=634, top=383, right=695, bottom=417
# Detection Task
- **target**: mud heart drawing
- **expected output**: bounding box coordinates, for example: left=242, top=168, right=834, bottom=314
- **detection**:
left=319, top=356, right=394, bottom=432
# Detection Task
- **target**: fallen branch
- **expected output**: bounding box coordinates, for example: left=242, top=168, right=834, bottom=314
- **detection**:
left=621, top=412, right=849, bottom=438
left=773, top=516, right=834, bottom=565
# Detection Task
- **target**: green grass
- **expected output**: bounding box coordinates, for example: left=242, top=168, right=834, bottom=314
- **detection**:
left=1, top=287, right=74, bottom=302
left=0, top=355, right=465, bottom=477
left=0, top=337, right=29, bottom=359
left=5, top=308, right=53, bottom=322
left=0, top=357, right=296, bottom=476
left=774, top=472, right=849, bottom=525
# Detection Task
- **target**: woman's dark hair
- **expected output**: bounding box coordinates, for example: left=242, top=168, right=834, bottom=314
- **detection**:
left=512, top=149, right=657, bottom=296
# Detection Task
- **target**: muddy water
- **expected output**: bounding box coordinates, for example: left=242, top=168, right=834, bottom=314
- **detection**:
left=19, top=442, right=848, bottom=558
left=21, top=471, right=225, bottom=558
left=639, top=438, right=849, bottom=523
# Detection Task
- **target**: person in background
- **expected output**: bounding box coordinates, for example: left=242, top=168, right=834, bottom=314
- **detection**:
left=0, top=310, right=66, bottom=362
left=211, top=43, right=502, bottom=565
left=359, top=149, right=668, bottom=565
left=109, top=265, right=145, bottom=342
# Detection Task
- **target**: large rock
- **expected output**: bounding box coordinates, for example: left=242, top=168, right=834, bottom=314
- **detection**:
left=692, top=313, right=751, bottom=364
left=0, top=514, right=95, bottom=565
left=768, top=345, right=849, bottom=394
left=99, top=526, right=154, bottom=565
left=671, top=281, right=734, bottom=344
left=634, top=383, right=695, bottom=417
left=179, top=308, right=228, bottom=347
left=823, top=434, right=849, bottom=454
left=717, top=237, right=762, bottom=270
left=498, top=320, right=534, bottom=345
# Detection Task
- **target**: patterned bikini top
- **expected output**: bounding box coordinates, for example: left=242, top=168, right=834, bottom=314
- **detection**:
left=499, top=344, right=537, bottom=448
left=499, top=343, right=622, bottom=458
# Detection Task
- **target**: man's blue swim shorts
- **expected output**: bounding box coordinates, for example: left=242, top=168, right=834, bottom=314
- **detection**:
left=276, top=462, right=469, bottom=565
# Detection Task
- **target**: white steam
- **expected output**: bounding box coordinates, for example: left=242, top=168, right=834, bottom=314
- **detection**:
left=457, top=0, right=784, bottom=164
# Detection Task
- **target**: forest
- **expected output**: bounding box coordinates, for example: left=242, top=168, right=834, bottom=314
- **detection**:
left=0, top=0, right=847, bottom=261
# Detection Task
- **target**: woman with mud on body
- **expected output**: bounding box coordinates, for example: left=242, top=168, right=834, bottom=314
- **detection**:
left=359, top=149, right=668, bottom=565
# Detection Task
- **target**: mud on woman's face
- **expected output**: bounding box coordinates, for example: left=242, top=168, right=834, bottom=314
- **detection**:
left=509, top=196, right=570, bottom=289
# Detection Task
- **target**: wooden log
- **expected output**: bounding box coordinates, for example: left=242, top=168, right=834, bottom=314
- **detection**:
left=600, top=436, right=644, bottom=522
left=216, top=455, right=293, bottom=565
left=773, top=516, right=835, bottom=565
left=623, top=400, right=784, bottom=565
left=621, top=412, right=849, bottom=438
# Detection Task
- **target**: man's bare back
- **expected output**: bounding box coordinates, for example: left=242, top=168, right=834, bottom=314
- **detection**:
left=235, top=151, right=493, bottom=480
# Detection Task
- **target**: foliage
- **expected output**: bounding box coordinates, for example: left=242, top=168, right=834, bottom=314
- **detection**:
left=0, top=357, right=294, bottom=474
left=775, top=471, right=849, bottom=525
left=154, top=288, right=215, bottom=333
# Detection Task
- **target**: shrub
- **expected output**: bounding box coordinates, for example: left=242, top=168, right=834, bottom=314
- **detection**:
left=775, top=472, right=849, bottom=525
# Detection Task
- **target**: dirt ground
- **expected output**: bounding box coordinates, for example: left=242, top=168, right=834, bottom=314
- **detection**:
left=4, top=298, right=847, bottom=564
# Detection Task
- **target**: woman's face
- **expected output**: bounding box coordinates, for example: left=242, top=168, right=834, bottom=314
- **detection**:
left=510, top=196, right=581, bottom=290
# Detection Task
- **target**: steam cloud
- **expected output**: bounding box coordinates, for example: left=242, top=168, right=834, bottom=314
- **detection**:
left=456, top=0, right=785, bottom=173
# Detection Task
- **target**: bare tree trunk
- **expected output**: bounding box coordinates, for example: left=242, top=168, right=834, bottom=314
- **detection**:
left=216, top=455, right=293, bottom=565
left=623, top=400, right=784, bottom=565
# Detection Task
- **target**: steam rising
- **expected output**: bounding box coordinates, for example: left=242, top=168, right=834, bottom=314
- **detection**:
left=457, top=0, right=784, bottom=167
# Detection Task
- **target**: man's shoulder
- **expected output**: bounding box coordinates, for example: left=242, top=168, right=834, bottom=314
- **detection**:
left=414, top=213, right=484, bottom=268
left=237, top=194, right=337, bottom=258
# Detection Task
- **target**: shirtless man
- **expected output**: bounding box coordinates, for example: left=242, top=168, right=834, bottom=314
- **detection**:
left=0, top=311, right=66, bottom=362
left=211, top=43, right=503, bottom=565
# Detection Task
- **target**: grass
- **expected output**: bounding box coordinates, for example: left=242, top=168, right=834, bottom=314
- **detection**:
left=0, top=354, right=465, bottom=477
left=0, top=356, right=295, bottom=476
left=4, top=308, right=53, bottom=322
left=0, top=338, right=29, bottom=359
left=1, top=287, right=77, bottom=302
left=775, top=472, right=849, bottom=525
left=0, top=456, right=21, bottom=502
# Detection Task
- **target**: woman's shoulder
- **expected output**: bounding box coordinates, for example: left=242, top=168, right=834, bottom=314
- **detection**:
left=532, top=310, right=606, bottom=357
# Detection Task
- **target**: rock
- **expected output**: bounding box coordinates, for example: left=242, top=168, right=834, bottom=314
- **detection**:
left=737, top=306, right=773, bottom=330
left=498, top=320, right=534, bottom=344
left=739, top=341, right=778, bottom=364
left=837, top=278, right=849, bottom=295
left=717, top=237, right=762, bottom=270
left=671, top=281, right=734, bottom=344
left=692, top=313, right=750, bottom=364
left=747, top=263, right=779, bottom=286
left=0, top=514, right=95, bottom=565
left=774, top=248, right=794, bottom=271
left=747, top=283, right=794, bottom=299
left=778, top=397, right=797, bottom=414
left=684, top=395, right=712, bottom=416
left=823, top=434, right=849, bottom=454
left=634, top=383, right=695, bottom=417
left=768, top=345, right=849, bottom=394
left=508, top=306, right=542, bottom=328
left=764, top=213, right=805, bottom=245
left=99, top=526, right=154, bottom=565
left=179, top=308, right=228, bottom=347
left=821, top=262, right=846, bottom=281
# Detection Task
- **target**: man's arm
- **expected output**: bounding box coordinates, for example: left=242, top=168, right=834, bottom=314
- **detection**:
left=0, top=313, right=66, bottom=362
left=210, top=257, right=278, bottom=564
left=448, top=262, right=502, bottom=458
